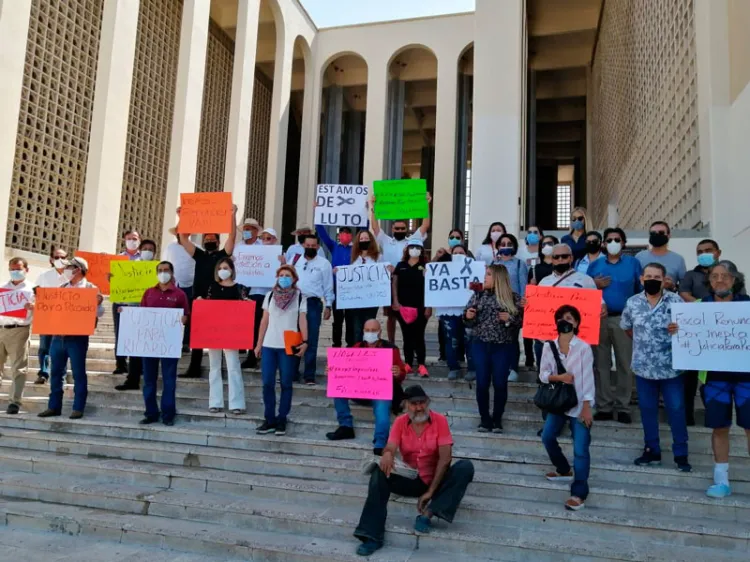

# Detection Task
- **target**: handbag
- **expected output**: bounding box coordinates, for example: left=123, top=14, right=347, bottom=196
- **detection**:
left=533, top=341, right=578, bottom=415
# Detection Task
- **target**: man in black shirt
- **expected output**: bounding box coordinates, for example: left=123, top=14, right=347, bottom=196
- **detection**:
left=177, top=204, right=238, bottom=378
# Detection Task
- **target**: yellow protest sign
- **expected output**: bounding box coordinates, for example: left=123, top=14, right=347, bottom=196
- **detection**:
left=109, top=261, right=159, bottom=303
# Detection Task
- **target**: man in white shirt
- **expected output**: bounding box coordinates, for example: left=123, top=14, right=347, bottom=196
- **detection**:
left=0, top=257, right=35, bottom=414
left=285, top=225, right=323, bottom=263
left=294, top=234, right=334, bottom=384
left=33, top=246, right=68, bottom=384
left=112, top=230, right=142, bottom=375
left=163, top=228, right=201, bottom=353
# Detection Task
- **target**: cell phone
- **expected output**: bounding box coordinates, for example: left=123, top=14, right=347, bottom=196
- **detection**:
left=291, top=345, right=302, bottom=355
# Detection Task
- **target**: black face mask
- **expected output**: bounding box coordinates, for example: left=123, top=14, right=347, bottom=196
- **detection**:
left=556, top=319, right=575, bottom=335
left=643, top=279, right=662, bottom=296
left=553, top=262, right=571, bottom=274
left=297, top=235, right=307, bottom=244
left=585, top=241, right=601, bottom=254
left=649, top=232, right=669, bottom=248
left=304, top=248, right=317, bottom=259
left=359, top=241, right=371, bottom=251
left=204, top=241, right=218, bottom=252
left=393, top=232, right=407, bottom=241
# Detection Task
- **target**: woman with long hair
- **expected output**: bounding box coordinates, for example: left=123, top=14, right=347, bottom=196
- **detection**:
left=464, top=264, right=523, bottom=432
left=561, top=207, right=589, bottom=261
left=345, top=229, right=383, bottom=341
left=474, top=222, right=506, bottom=264
left=494, top=233, right=528, bottom=381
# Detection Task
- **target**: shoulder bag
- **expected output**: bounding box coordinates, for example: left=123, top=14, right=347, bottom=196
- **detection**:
left=533, top=341, right=578, bottom=416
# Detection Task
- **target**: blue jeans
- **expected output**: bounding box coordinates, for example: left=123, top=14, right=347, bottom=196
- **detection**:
left=301, top=297, right=323, bottom=382
left=636, top=375, right=689, bottom=458
left=334, top=397, right=391, bottom=448
left=48, top=336, right=89, bottom=413
left=542, top=413, right=591, bottom=500
left=473, top=340, right=514, bottom=426
left=142, top=357, right=178, bottom=423
left=441, top=317, right=474, bottom=371
left=261, top=346, right=296, bottom=424
left=534, top=340, right=544, bottom=369
left=38, top=334, right=53, bottom=378
left=180, top=286, right=193, bottom=346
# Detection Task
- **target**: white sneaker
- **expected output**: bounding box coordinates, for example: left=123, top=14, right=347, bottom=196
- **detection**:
left=508, top=370, right=519, bottom=382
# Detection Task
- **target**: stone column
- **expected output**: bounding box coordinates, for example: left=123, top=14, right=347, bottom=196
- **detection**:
left=297, top=53, right=317, bottom=226
left=433, top=58, right=459, bottom=241
left=362, top=62, right=388, bottom=189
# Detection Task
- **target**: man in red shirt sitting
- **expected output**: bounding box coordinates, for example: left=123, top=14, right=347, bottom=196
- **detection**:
left=353, top=385, right=475, bottom=556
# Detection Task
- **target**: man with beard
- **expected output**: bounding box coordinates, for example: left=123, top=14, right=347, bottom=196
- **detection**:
left=352, top=385, right=475, bottom=557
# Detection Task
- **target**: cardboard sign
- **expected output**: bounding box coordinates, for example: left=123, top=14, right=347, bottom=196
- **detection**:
left=425, top=257, right=486, bottom=308
left=284, top=330, right=303, bottom=355
left=326, top=347, right=393, bottom=400
left=32, top=288, right=98, bottom=336
left=233, top=244, right=282, bottom=288
left=75, top=251, right=128, bottom=295
left=314, top=184, right=369, bottom=227
left=522, top=285, right=602, bottom=345
left=178, top=192, right=233, bottom=234
left=109, top=260, right=159, bottom=303
left=0, top=288, right=31, bottom=318
left=116, top=307, right=184, bottom=359
left=372, top=179, right=429, bottom=220
left=190, top=299, right=255, bottom=349
left=671, top=302, right=750, bottom=372
left=335, top=263, right=391, bottom=310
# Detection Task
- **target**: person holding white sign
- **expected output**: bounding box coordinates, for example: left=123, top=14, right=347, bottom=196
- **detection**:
left=344, top=230, right=385, bottom=343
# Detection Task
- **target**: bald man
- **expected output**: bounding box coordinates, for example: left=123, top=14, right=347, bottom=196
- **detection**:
left=326, top=319, right=407, bottom=455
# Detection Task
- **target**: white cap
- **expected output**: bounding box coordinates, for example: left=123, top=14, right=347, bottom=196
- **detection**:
left=262, top=227, right=278, bottom=239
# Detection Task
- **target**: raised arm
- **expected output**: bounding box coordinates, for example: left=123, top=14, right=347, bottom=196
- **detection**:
left=176, top=207, right=197, bottom=257
left=417, top=192, right=432, bottom=236
left=223, top=204, right=238, bottom=256
left=316, top=224, right=335, bottom=252
left=368, top=195, right=381, bottom=237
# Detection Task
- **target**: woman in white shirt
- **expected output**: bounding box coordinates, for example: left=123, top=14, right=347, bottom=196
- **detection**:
left=539, top=305, right=595, bottom=512
left=474, top=222, right=506, bottom=264
left=254, top=265, right=308, bottom=436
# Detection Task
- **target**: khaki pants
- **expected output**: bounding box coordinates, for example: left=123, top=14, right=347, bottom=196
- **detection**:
left=0, top=325, right=31, bottom=406
left=595, top=316, right=633, bottom=414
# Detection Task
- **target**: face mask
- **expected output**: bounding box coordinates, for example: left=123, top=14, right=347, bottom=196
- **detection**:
left=498, top=248, right=515, bottom=257
left=297, top=235, right=307, bottom=244
left=526, top=233, right=540, bottom=245
left=9, top=270, right=25, bottom=282
left=339, top=233, right=352, bottom=246
left=359, top=240, right=371, bottom=251
left=157, top=272, right=172, bottom=284
left=649, top=232, right=669, bottom=248
left=643, top=279, right=662, bottom=296
left=304, top=248, right=317, bottom=259
left=541, top=245, right=554, bottom=257
left=393, top=232, right=407, bottom=241
left=218, top=269, right=232, bottom=281
left=242, top=230, right=254, bottom=241
left=585, top=241, right=601, bottom=255
left=697, top=253, right=716, bottom=268
left=408, top=248, right=422, bottom=258
left=204, top=241, right=218, bottom=252
left=53, top=259, right=65, bottom=269
left=448, top=237, right=462, bottom=248
left=571, top=220, right=584, bottom=231
left=553, top=262, right=571, bottom=274
left=490, top=231, right=502, bottom=242
left=140, top=250, right=154, bottom=261
left=63, top=269, right=75, bottom=282
left=363, top=332, right=380, bottom=344
left=715, top=288, right=733, bottom=299
left=556, top=319, right=574, bottom=335
left=125, top=240, right=139, bottom=251
left=606, top=242, right=622, bottom=255
left=278, top=276, right=293, bottom=289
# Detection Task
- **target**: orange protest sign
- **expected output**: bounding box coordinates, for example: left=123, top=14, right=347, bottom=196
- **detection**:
left=178, top=192, right=233, bottom=234
left=522, top=285, right=602, bottom=345
left=284, top=331, right=303, bottom=355
left=75, top=251, right=127, bottom=295
left=32, top=288, right=99, bottom=336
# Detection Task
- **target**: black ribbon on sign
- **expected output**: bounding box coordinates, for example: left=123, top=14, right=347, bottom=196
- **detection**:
left=337, top=196, right=356, bottom=206
left=460, top=258, right=473, bottom=275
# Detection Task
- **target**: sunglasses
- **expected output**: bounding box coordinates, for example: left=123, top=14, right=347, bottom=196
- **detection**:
left=605, top=238, right=622, bottom=243
left=572, top=216, right=584, bottom=221
left=449, top=236, right=462, bottom=241
left=586, top=239, right=600, bottom=245
left=649, top=230, right=667, bottom=235
left=393, top=228, right=407, bottom=232
left=552, top=255, right=571, bottom=260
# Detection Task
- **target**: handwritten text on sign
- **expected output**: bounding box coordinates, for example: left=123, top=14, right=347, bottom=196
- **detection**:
left=75, top=252, right=127, bottom=295
left=110, top=261, right=159, bottom=303
left=190, top=299, right=255, bottom=350
left=234, top=244, right=282, bottom=288
left=335, top=263, right=391, bottom=310
left=425, top=257, right=485, bottom=308
left=178, top=192, right=232, bottom=234
left=117, top=307, right=184, bottom=359
left=327, top=348, right=393, bottom=400
left=314, top=184, right=369, bottom=227
left=32, top=288, right=99, bottom=336
left=372, top=179, right=429, bottom=220
left=672, top=302, right=750, bottom=372
left=0, top=288, right=31, bottom=318
left=522, top=285, right=602, bottom=345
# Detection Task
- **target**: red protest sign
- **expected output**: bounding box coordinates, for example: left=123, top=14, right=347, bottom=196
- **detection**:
left=75, top=251, right=128, bottom=295
left=0, top=288, right=31, bottom=318
left=178, top=192, right=233, bottom=234
left=522, top=285, right=602, bottom=345
left=189, top=299, right=255, bottom=349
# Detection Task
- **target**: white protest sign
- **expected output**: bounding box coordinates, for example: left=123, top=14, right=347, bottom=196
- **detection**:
left=233, top=244, right=282, bottom=288
left=0, top=289, right=31, bottom=316
left=116, top=307, right=184, bottom=359
left=424, top=256, right=485, bottom=308
left=671, top=302, right=750, bottom=372
left=335, top=263, right=391, bottom=309
left=314, top=184, right=369, bottom=227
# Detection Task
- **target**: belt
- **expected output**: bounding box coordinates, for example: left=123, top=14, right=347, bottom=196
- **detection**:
left=1, top=324, right=26, bottom=329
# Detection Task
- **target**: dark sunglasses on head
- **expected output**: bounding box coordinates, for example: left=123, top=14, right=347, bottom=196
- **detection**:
left=552, top=255, right=571, bottom=260
left=606, top=238, right=622, bottom=243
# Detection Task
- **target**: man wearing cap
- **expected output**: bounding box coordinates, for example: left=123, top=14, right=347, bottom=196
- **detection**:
left=37, top=256, right=105, bottom=420
left=353, top=384, right=474, bottom=556
left=238, top=218, right=262, bottom=246
left=285, top=225, right=323, bottom=265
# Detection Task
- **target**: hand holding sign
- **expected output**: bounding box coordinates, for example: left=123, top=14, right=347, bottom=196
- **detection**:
left=0, top=288, right=31, bottom=318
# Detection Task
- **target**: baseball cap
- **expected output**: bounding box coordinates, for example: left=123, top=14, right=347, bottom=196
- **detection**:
left=63, top=256, right=89, bottom=273
left=406, top=237, right=424, bottom=248
left=261, top=227, right=278, bottom=239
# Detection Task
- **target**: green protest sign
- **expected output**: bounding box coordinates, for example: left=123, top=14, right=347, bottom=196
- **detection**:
left=110, top=260, right=159, bottom=303
left=372, top=179, right=429, bottom=220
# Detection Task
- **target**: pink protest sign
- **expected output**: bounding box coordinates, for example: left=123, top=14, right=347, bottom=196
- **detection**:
left=326, top=347, right=393, bottom=400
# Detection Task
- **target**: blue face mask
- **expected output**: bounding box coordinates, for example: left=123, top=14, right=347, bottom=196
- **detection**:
left=526, top=233, right=540, bottom=245
left=9, top=270, right=25, bottom=282
left=242, top=230, right=254, bottom=241
left=448, top=237, right=461, bottom=248
left=571, top=220, right=585, bottom=231
left=697, top=253, right=716, bottom=268
left=278, top=277, right=293, bottom=289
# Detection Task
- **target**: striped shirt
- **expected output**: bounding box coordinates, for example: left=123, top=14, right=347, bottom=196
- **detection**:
left=539, top=336, right=596, bottom=418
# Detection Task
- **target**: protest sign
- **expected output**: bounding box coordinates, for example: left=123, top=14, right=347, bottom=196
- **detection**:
left=671, top=302, right=750, bottom=372
left=522, top=285, right=602, bottom=345
left=178, top=192, right=232, bottom=234
left=75, top=251, right=127, bottom=295
left=314, top=184, right=369, bottom=227
left=0, top=288, right=31, bottom=319
left=109, top=260, right=159, bottom=303
left=372, top=179, right=429, bottom=220
left=335, top=263, right=391, bottom=309
left=233, top=244, right=282, bottom=287
left=116, top=307, right=184, bottom=359
left=284, top=331, right=303, bottom=355
left=190, top=299, right=255, bottom=349
left=32, top=288, right=98, bottom=336
left=326, top=347, right=393, bottom=400
left=425, top=257, right=485, bottom=308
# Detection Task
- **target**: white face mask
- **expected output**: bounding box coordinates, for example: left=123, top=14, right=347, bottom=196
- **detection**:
left=157, top=272, right=172, bottom=284
left=218, top=269, right=232, bottom=281
left=63, top=269, right=75, bottom=281
left=53, top=259, right=65, bottom=270
left=140, top=250, right=154, bottom=261
left=606, top=242, right=622, bottom=256
left=363, top=332, right=380, bottom=344
left=125, top=239, right=139, bottom=251
left=408, top=248, right=422, bottom=258
left=9, top=270, right=26, bottom=282
left=490, top=231, right=503, bottom=242
left=541, top=245, right=554, bottom=256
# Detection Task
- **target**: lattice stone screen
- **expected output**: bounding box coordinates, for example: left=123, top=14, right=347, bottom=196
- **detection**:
left=590, top=0, right=701, bottom=229
left=245, top=72, right=272, bottom=222
left=7, top=0, right=103, bottom=254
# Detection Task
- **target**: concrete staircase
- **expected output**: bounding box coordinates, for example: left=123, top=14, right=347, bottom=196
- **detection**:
left=0, top=307, right=748, bottom=560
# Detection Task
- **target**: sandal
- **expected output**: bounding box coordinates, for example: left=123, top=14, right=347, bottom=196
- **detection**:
left=565, top=496, right=585, bottom=511
left=209, top=407, right=222, bottom=414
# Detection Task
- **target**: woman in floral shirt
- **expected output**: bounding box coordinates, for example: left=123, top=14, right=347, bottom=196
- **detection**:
left=464, top=264, right=523, bottom=433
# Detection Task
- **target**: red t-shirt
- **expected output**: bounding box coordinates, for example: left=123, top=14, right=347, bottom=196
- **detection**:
left=387, top=411, right=453, bottom=485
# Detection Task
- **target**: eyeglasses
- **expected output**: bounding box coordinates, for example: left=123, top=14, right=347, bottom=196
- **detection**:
left=552, top=255, right=571, bottom=260
left=586, top=240, right=600, bottom=245
left=605, top=238, right=622, bottom=243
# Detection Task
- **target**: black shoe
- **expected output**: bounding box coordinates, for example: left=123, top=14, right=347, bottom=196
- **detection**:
left=6, top=404, right=20, bottom=415
left=69, top=410, right=83, bottom=420
left=326, top=426, right=356, bottom=441
left=256, top=421, right=276, bottom=434
left=240, top=356, right=257, bottom=369
left=34, top=375, right=47, bottom=385
left=37, top=409, right=61, bottom=418
left=139, top=417, right=158, bottom=425
left=181, top=345, right=190, bottom=354
left=178, top=367, right=202, bottom=379
left=492, top=422, right=503, bottom=434
left=675, top=455, right=692, bottom=473
left=616, top=412, right=632, bottom=424
left=115, top=384, right=139, bottom=391
left=163, top=419, right=174, bottom=427
left=275, top=421, right=287, bottom=436
left=373, top=447, right=384, bottom=456
left=477, top=423, right=492, bottom=433
left=634, top=448, right=662, bottom=466
left=112, top=365, right=128, bottom=375
left=593, top=411, right=614, bottom=421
